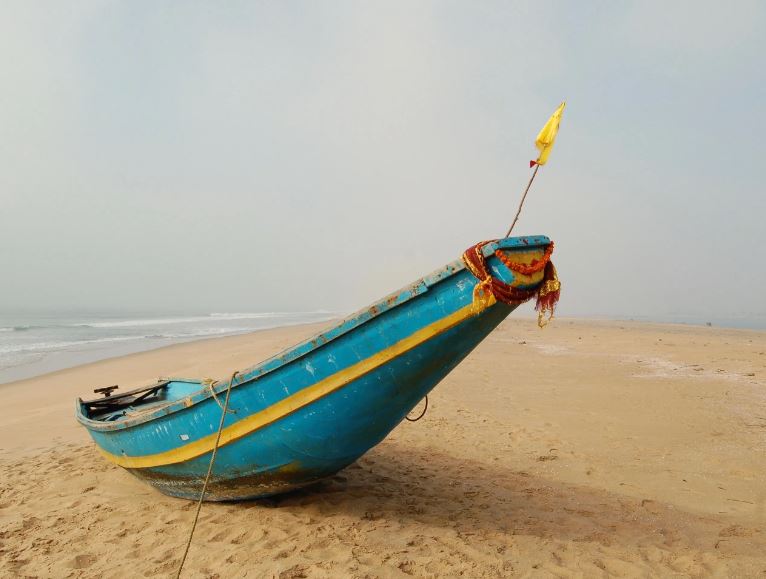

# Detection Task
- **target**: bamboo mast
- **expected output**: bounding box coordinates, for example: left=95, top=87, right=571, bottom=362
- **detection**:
left=505, top=164, right=540, bottom=237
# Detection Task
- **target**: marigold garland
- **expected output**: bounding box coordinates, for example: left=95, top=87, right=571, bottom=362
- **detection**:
left=494, top=241, right=554, bottom=275
left=462, top=240, right=560, bottom=328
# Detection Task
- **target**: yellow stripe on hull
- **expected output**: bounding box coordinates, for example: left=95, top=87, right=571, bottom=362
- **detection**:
left=100, top=298, right=494, bottom=469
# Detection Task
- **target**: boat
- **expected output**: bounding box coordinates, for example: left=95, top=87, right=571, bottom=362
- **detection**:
left=76, top=236, right=559, bottom=501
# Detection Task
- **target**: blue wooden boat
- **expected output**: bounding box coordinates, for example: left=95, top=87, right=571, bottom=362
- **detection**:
left=76, top=236, right=559, bottom=501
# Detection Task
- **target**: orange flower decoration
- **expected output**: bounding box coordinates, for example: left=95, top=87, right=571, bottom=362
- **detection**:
left=494, top=241, right=554, bottom=276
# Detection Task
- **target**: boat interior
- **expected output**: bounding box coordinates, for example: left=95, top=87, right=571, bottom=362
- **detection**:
left=80, top=379, right=203, bottom=422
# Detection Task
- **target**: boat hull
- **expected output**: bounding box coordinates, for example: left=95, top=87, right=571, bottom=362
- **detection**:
left=77, top=236, right=551, bottom=501
left=131, top=304, right=510, bottom=500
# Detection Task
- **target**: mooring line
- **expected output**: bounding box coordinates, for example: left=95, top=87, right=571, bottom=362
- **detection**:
left=175, top=371, right=239, bottom=579
left=203, top=377, right=237, bottom=414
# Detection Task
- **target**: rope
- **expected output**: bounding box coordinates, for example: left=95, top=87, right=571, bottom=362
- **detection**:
left=405, top=395, right=428, bottom=422
left=203, top=378, right=237, bottom=414
left=175, top=371, right=239, bottom=579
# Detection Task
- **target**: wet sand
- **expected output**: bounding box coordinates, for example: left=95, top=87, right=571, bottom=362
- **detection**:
left=1, top=317, right=765, bottom=577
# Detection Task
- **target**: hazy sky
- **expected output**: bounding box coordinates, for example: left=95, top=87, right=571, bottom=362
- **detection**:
left=1, top=1, right=764, bottom=322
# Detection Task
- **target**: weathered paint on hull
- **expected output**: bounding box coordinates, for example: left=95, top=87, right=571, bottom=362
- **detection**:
left=77, top=236, right=551, bottom=501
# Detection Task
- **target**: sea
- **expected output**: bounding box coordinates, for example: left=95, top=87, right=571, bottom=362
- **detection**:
left=0, top=310, right=335, bottom=385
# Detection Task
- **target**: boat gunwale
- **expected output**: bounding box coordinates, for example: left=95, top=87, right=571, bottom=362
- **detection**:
left=76, top=235, right=551, bottom=432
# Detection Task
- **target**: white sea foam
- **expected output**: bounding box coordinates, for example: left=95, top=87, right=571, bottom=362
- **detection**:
left=0, top=335, right=146, bottom=355
left=0, top=326, right=274, bottom=355
left=77, top=316, right=224, bottom=328
left=77, top=311, right=328, bottom=328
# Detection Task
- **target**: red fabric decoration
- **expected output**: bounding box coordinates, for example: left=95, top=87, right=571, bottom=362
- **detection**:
left=462, top=240, right=560, bottom=327
left=534, top=261, right=561, bottom=325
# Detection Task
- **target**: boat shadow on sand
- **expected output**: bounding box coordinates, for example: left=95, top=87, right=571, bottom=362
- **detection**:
left=236, top=439, right=764, bottom=558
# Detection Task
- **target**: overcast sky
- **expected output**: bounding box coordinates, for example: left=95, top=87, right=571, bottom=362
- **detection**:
left=1, top=1, right=764, bottom=324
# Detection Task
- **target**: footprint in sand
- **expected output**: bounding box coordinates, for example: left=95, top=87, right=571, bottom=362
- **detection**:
left=70, top=554, right=96, bottom=569
left=210, top=529, right=231, bottom=542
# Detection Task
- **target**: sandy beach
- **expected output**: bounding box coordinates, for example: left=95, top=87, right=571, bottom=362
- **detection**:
left=1, top=317, right=765, bottom=578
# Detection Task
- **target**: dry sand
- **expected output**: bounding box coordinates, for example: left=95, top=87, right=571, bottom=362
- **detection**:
left=1, top=317, right=765, bottom=578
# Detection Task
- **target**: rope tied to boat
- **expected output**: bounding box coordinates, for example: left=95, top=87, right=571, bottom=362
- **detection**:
left=202, top=377, right=237, bottom=414
left=462, top=240, right=560, bottom=328
left=405, top=395, right=428, bottom=422
left=176, top=370, right=240, bottom=579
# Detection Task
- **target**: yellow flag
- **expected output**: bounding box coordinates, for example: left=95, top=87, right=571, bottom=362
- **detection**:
left=531, top=101, right=566, bottom=167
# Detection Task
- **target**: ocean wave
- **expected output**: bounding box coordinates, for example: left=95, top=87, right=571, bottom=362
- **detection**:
left=0, top=326, right=268, bottom=356
left=209, top=311, right=332, bottom=319
left=0, top=325, right=41, bottom=332
left=0, top=335, right=146, bottom=355
left=76, top=316, right=214, bottom=328
left=75, top=312, right=332, bottom=328
left=145, top=327, right=246, bottom=339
